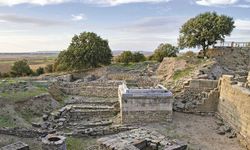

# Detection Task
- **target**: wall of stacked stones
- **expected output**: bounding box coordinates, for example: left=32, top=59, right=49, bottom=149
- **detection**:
left=0, top=127, right=47, bottom=138
left=177, top=79, right=219, bottom=113
left=218, top=75, right=250, bottom=147
left=107, top=74, right=156, bottom=87
left=55, top=80, right=123, bottom=98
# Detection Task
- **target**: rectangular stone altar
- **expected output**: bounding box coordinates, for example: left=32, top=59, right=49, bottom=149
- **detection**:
left=118, top=83, right=173, bottom=124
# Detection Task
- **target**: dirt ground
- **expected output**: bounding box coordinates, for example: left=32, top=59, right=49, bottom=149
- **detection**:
left=0, top=112, right=245, bottom=150
left=147, top=112, right=245, bottom=150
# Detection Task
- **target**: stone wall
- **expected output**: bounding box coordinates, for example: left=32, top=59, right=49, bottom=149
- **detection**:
left=217, top=75, right=250, bottom=148
left=0, top=127, right=47, bottom=138
left=174, top=79, right=219, bottom=113
left=52, top=80, right=123, bottom=98
left=119, top=84, right=173, bottom=124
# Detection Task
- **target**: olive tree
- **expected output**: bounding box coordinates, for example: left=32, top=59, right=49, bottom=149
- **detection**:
left=55, top=32, right=113, bottom=71
left=178, top=12, right=235, bottom=56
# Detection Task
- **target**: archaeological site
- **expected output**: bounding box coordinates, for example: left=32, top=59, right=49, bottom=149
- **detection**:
left=0, top=44, right=249, bottom=150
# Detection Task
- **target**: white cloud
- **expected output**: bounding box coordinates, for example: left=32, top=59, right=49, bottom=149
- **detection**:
left=85, top=0, right=171, bottom=6
left=0, top=14, right=67, bottom=26
left=71, top=14, right=87, bottom=21
left=0, top=0, right=172, bottom=6
left=235, top=19, right=250, bottom=30
left=195, top=0, right=238, bottom=6
left=235, top=4, right=250, bottom=7
left=0, top=0, right=68, bottom=6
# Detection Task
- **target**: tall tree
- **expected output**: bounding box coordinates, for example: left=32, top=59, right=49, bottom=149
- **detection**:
left=55, top=32, right=113, bottom=71
left=178, top=12, right=235, bottom=56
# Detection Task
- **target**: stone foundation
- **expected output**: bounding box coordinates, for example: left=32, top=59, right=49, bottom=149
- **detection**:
left=97, top=128, right=187, bottom=150
left=119, top=83, right=173, bottom=124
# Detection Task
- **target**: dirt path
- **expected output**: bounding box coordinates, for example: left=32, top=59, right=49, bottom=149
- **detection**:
left=147, top=112, right=245, bottom=150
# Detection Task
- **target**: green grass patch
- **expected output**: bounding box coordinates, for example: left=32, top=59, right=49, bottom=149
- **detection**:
left=173, top=67, right=193, bottom=81
left=19, top=108, right=41, bottom=123
left=0, top=87, right=48, bottom=103
left=66, top=137, right=97, bottom=150
left=0, top=116, right=15, bottom=127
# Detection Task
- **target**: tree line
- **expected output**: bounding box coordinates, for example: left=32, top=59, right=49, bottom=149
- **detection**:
left=1, top=11, right=235, bottom=77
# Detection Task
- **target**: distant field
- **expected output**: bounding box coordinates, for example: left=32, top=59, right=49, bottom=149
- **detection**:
left=0, top=53, right=57, bottom=73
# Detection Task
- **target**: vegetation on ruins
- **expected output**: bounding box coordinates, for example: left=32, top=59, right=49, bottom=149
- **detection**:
left=54, top=32, right=113, bottom=71
left=150, top=43, right=178, bottom=62
left=178, top=12, right=235, bottom=56
left=115, top=51, right=146, bottom=64
left=10, top=59, right=33, bottom=77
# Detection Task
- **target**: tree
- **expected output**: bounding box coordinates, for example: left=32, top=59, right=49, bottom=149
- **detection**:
left=132, top=52, right=146, bottom=62
left=55, top=32, right=113, bottom=71
left=115, top=51, right=134, bottom=64
left=36, top=67, right=45, bottom=76
left=152, top=43, right=178, bottom=62
left=45, top=64, right=53, bottom=73
left=10, top=59, right=33, bottom=77
left=178, top=12, right=235, bottom=56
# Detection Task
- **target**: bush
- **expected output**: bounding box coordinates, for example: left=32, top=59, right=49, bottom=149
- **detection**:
left=152, top=43, right=178, bottom=62
left=2, top=72, right=10, bottom=78
left=115, top=51, right=134, bottom=64
left=115, top=51, right=146, bottom=64
left=10, top=59, right=33, bottom=77
left=132, top=52, right=146, bottom=62
left=45, top=64, right=53, bottom=73
left=36, top=67, right=45, bottom=76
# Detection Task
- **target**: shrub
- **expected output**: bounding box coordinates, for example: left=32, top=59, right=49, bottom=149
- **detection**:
left=36, top=67, right=45, bottom=76
left=45, top=64, right=53, bottom=73
left=115, top=51, right=146, bottom=64
left=152, top=43, right=178, bottom=62
left=10, top=59, right=33, bottom=77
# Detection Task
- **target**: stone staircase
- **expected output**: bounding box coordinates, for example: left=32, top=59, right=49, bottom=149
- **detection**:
left=46, top=96, right=120, bottom=129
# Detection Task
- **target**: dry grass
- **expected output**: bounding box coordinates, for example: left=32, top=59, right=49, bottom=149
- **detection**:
left=0, top=54, right=56, bottom=73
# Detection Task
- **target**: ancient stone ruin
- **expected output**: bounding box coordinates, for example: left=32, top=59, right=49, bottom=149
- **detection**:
left=0, top=141, right=29, bottom=150
left=42, top=135, right=66, bottom=150
left=98, top=128, right=187, bottom=150
left=119, top=83, right=173, bottom=124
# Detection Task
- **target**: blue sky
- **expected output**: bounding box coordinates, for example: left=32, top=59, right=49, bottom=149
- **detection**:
left=0, top=0, right=250, bottom=52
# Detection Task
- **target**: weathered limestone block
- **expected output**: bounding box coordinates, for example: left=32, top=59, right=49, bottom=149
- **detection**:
left=119, top=83, right=173, bottom=124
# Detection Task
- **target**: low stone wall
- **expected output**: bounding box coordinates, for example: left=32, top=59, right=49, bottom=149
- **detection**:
left=189, top=79, right=218, bottom=89
left=0, top=127, right=47, bottom=138
left=55, top=80, right=123, bottom=98
left=69, top=110, right=117, bottom=121
left=218, top=75, right=250, bottom=148
left=175, top=79, right=219, bottom=113
left=119, top=84, right=173, bottom=124
left=0, top=141, right=29, bottom=150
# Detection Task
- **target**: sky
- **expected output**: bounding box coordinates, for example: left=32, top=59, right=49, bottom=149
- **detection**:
left=0, top=0, right=250, bottom=52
